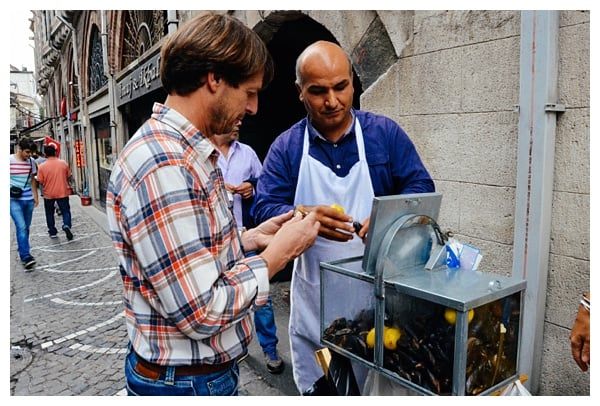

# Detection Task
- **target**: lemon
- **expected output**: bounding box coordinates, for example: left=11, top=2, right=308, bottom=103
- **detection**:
left=384, top=326, right=401, bottom=350
left=330, top=204, right=345, bottom=213
left=366, top=328, right=376, bottom=348
left=444, top=308, right=457, bottom=324
left=366, top=326, right=401, bottom=350
left=444, top=308, right=474, bottom=325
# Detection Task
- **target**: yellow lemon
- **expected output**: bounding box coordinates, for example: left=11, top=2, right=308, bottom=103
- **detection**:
left=444, top=308, right=474, bottom=325
left=366, top=328, right=376, bottom=349
left=383, top=327, right=402, bottom=351
left=444, top=308, right=456, bottom=324
left=330, top=204, right=345, bottom=213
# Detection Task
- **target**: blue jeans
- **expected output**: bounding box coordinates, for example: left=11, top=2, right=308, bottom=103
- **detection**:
left=10, top=198, right=34, bottom=262
left=43, top=196, right=72, bottom=236
left=255, top=297, right=279, bottom=354
left=124, top=347, right=240, bottom=396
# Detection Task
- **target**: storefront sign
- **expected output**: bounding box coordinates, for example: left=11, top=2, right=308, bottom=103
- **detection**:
left=116, top=53, right=162, bottom=107
left=75, top=140, right=85, bottom=168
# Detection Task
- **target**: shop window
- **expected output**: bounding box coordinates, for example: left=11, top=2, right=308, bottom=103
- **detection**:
left=97, top=127, right=113, bottom=169
left=122, top=11, right=168, bottom=68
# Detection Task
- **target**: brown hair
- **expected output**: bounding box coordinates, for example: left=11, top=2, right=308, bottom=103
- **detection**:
left=160, top=12, right=274, bottom=96
left=17, top=137, right=36, bottom=152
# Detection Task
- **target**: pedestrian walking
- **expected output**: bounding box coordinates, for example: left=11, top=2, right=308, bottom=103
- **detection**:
left=35, top=144, right=73, bottom=240
left=10, top=137, right=39, bottom=271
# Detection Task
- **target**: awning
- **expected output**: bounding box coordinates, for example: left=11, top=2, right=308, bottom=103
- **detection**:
left=19, top=117, right=54, bottom=135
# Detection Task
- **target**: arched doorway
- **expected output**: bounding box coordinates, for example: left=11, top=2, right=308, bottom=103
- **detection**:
left=241, top=12, right=363, bottom=162
left=243, top=12, right=364, bottom=281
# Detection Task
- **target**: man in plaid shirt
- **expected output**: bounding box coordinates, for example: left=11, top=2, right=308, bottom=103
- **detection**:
left=106, top=12, right=319, bottom=396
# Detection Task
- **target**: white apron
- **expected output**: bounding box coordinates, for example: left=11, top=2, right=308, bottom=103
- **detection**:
left=290, top=119, right=374, bottom=393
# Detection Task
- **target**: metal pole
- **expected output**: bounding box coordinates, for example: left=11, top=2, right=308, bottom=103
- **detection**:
left=167, top=10, right=179, bottom=34
left=101, top=11, right=118, bottom=166
left=513, top=10, right=562, bottom=394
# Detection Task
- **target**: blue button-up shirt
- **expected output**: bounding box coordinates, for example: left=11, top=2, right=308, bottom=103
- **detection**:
left=254, top=109, right=435, bottom=223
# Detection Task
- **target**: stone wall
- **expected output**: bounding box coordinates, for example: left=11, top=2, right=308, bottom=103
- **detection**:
left=41, top=8, right=587, bottom=395
left=242, top=10, right=590, bottom=395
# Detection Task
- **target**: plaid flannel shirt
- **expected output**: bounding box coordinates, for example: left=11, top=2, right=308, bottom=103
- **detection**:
left=106, top=103, right=269, bottom=365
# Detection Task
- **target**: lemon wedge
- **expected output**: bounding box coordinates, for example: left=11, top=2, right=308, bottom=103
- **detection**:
left=330, top=204, right=345, bottom=213
left=366, top=326, right=402, bottom=350
left=444, top=308, right=474, bottom=324
left=366, top=328, right=376, bottom=348
left=384, top=326, right=402, bottom=350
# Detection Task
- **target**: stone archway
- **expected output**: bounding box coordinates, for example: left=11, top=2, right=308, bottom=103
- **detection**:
left=240, top=11, right=363, bottom=162
left=242, top=11, right=366, bottom=282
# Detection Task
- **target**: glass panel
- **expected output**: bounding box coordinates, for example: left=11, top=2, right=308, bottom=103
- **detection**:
left=122, top=11, right=167, bottom=68
left=322, top=269, right=376, bottom=365
left=89, top=26, right=107, bottom=94
left=465, top=292, right=521, bottom=395
left=383, top=290, right=455, bottom=395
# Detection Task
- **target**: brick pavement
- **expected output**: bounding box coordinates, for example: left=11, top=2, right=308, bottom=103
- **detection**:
left=10, top=197, right=128, bottom=395
left=10, top=196, right=296, bottom=396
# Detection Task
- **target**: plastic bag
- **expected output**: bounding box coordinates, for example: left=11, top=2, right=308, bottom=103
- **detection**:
left=499, top=379, right=531, bottom=396
left=363, top=370, right=421, bottom=396
left=306, top=349, right=360, bottom=395
left=327, top=351, right=360, bottom=395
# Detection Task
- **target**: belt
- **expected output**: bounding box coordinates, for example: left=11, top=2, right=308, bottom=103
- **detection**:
left=134, top=353, right=234, bottom=380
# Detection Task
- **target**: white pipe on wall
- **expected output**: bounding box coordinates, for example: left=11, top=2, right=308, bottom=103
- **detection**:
left=513, top=10, right=561, bottom=394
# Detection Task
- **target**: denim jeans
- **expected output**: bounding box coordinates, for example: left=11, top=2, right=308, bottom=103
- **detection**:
left=124, top=347, right=240, bottom=396
left=43, top=196, right=72, bottom=236
left=255, top=297, right=279, bottom=354
left=10, top=198, right=34, bottom=262
left=245, top=250, right=280, bottom=354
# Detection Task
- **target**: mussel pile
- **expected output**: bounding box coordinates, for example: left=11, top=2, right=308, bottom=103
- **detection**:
left=322, top=296, right=520, bottom=395
left=323, top=310, right=455, bottom=394
left=322, top=309, right=374, bottom=361
left=464, top=298, right=520, bottom=395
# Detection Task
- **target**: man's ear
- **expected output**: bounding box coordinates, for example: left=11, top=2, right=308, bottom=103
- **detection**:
left=207, top=72, right=220, bottom=92
left=295, top=83, right=303, bottom=102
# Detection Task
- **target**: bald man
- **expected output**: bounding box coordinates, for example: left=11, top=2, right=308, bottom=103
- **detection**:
left=254, top=40, right=435, bottom=394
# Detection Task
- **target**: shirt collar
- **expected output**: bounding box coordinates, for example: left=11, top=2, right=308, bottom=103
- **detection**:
left=306, top=109, right=356, bottom=143
left=151, top=102, right=217, bottom=162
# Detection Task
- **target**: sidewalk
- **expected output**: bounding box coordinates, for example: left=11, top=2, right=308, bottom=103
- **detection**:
left=10, top=196, right=297, bottom=396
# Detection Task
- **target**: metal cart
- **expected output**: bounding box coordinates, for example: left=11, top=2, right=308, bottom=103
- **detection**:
left=320, top=193, right=526, bottom=395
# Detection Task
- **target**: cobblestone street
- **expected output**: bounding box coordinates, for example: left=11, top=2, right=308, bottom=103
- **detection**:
left=10, top=196, right=295, bottom=396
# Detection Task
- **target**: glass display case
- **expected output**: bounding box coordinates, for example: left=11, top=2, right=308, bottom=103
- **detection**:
left=320, top=193, right=526, bottom=395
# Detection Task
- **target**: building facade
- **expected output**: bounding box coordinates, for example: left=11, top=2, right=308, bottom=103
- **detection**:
left=31, top=10, right=590, bottom=395
left=10, top=65, right=45, bottom=151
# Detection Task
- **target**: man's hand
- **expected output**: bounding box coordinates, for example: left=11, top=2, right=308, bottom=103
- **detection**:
left=355, top=216, right=370, bottom=241
left=246, top=210, right=319, bottom=278
left=297, top=205, right=357, bottom=242
left=570, top=294, right=590, bottom=371
left=252, top=210, right=295, bottom=242
left=232, top=181, right=254, bottom=199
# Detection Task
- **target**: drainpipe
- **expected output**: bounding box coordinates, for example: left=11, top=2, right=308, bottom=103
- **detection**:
left=101, top=11, right=118, bottom=164
left=167, top=10, right=178, bottom=35
left=57, top=13, right=89, bottom=197
left=47, top=41, right=69, bottom=160
left=513, top=10, right=563, bottom=394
